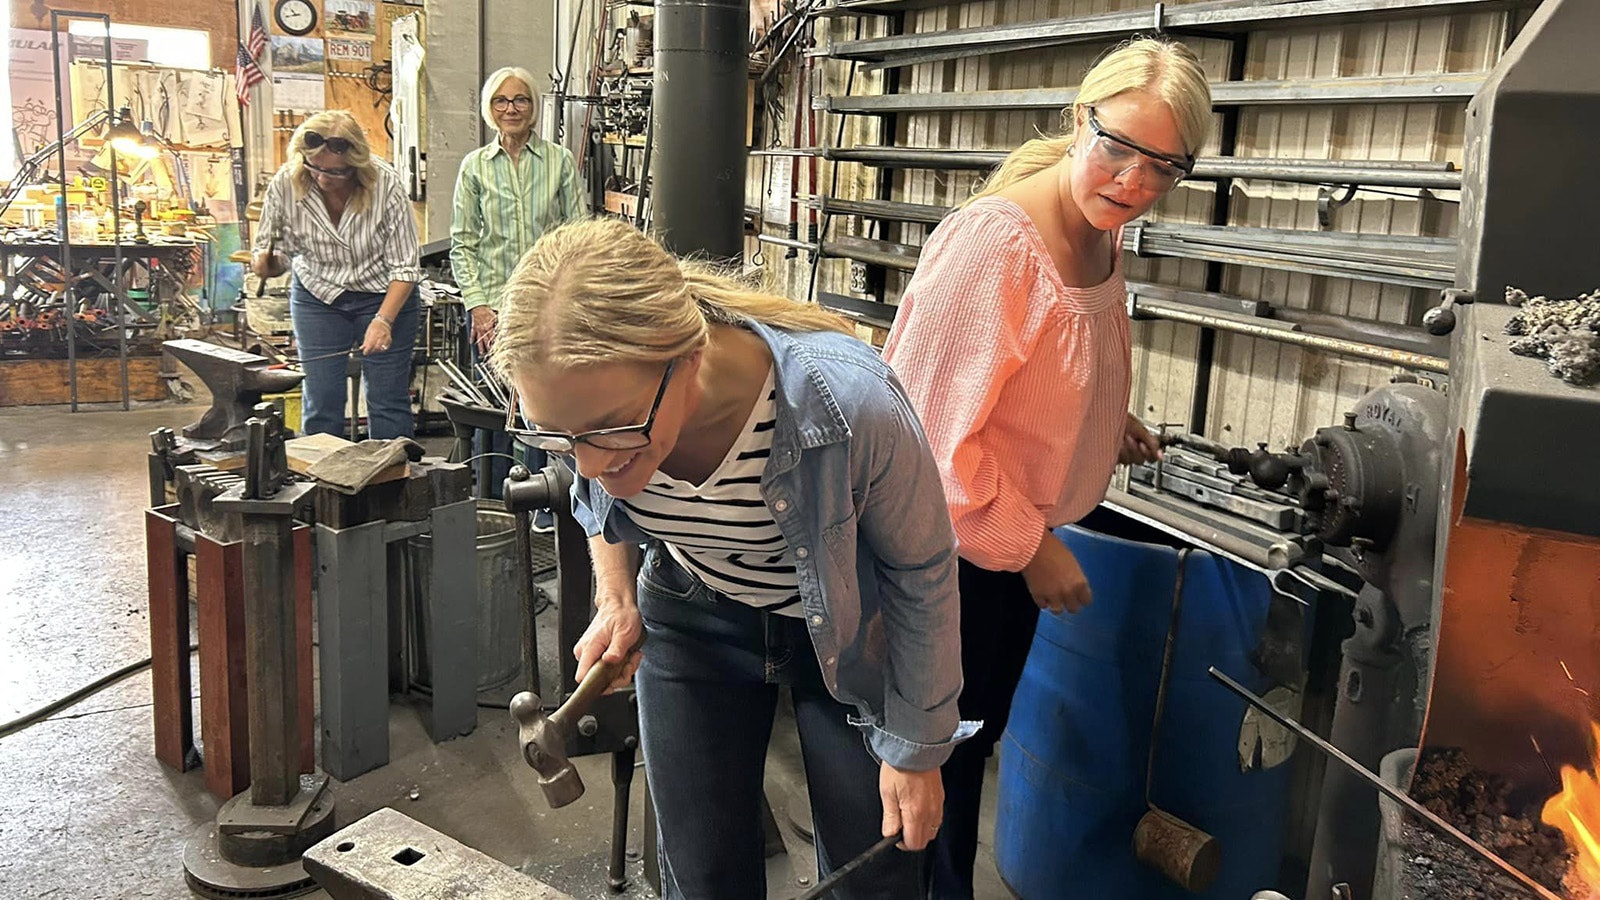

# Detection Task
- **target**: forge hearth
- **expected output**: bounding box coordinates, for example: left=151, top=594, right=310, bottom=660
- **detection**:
left=1376, top=748, right=1590, bottom=900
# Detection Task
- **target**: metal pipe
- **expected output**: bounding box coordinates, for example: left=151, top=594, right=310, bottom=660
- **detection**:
left=633, top=104, right=655, bottom=229
left=653, top=0, right=748, bottom=259
left=1134, top=299, right=1449, bottom=373
left=98, top=16, right=128, bottom=411
left=756, top=234, right=815, bottom=252
left=827, top=73, right=1483, bottom=114
left=50, top=12, right=75, bottom=411
left=820, top=238, right=920, bottom=271
left=1103, top=488, right=1274, bottom=570
left=1211, top=668, right=1564, bottom=900
left=821, top=147, right=1462, bottom=188
left=830, top=0, right=1528, bottom=65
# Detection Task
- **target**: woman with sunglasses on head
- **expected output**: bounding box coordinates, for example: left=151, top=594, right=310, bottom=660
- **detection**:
left=493, top=218, right=974, bottom=899
left=252, top=110, right=422, bottom=439
left=880, top=37, right=1213, bottom=898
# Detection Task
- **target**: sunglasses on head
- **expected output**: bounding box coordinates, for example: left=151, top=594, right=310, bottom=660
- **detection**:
left=302, top=131, right=352, bottom=155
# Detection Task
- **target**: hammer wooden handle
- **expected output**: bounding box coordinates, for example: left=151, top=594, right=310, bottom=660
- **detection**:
left=552, top=645, right=639, bottom=729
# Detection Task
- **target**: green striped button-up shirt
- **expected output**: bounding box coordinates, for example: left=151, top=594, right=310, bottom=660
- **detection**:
left=449, top=135, right=584, bottom=312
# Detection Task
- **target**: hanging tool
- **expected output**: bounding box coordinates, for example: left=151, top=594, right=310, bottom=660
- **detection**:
left=1133, top=548, right=1222, bottom=892
left=1208, top=667, right=1563, bottom=900
left=794, top=831, right=903, bottom=900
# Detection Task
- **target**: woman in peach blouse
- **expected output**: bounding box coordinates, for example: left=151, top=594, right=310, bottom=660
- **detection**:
left=882, top=37, right=1215, bottom=898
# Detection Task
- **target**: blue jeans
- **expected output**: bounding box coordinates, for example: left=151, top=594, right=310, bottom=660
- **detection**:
left=636, top=543, right=925, bottom=900
left=290, top=278, right=419, bottom=439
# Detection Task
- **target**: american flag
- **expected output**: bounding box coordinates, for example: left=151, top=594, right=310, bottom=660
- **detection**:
left=236, top=4, right=269, bottom=107
left=246, top=3, right=268, bottom=60
left=236, top=42, right=266, bottom=107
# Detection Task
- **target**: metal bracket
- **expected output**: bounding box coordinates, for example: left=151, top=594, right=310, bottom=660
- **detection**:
left=1316, top=184, right=1359, bottom=229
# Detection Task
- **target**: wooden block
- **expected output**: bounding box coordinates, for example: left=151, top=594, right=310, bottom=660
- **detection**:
left=196, top=450, right=248, bottom=471
left=146, top=506, right=194, bottom=773
left=196, top=534, right=249, bottom=801
left=0, top=357, right=167, bottom=406
left=605, top=190, right=640, bottom=218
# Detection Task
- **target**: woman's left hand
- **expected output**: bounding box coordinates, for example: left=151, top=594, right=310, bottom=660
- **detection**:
left=1119, top=413, right=1162, bottom=465
left=879, top=762, right=944, bottom=851
left=361, top=318, right=392, bottom=355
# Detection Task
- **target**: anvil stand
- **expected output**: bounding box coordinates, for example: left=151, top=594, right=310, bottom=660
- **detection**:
left=184, top=405, right=336, bottom=899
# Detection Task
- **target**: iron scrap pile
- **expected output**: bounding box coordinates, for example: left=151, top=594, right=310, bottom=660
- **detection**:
left=1504, top=286, right=1600, bottom=386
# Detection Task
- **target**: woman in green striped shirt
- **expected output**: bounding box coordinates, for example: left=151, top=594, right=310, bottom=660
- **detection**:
left=450, top=66, right=584, bottom=498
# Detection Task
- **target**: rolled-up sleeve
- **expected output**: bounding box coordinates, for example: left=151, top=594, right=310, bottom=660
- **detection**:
left=382, top=170, right=423, bottom=284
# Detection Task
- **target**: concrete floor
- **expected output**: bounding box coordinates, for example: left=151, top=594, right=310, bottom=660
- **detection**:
left=0, top=396, right=1007, bottom=900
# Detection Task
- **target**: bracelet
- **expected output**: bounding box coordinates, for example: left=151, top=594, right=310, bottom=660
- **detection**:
left=372, top=313, right=395, bottom=329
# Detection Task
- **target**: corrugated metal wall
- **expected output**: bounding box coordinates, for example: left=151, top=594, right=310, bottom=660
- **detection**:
left=748, top=0, right=1523, bottom=451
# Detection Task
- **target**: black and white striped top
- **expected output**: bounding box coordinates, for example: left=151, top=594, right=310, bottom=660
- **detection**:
left=623, top=369, right=802, bottom=616
left=253, top=159, right=423, bottom=304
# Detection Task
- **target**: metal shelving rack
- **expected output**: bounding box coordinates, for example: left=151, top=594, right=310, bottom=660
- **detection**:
left=782, top=0, right=1538, bottom=398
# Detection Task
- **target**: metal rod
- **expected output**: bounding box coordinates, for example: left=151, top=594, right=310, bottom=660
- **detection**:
left=50, top=12, right=75, bottom=412
left=1104, top=487, right=1280, bottom=570
left=795, top=832, right=903, bottom=900
left=821, top=147, right=1463, bottom=188
left=1145, top=549, right=1191, bottom=807
left=829, top=0, right=1529, bottom=65
left=756, top=233, right=816, bottom=251
left=821, top=237, right=920, bottom=271
left=633, top=102, right=655, bottom=229
left=102, top=16, right=127, bottom=411
left=828, top=73, right=1483, bottom=114
left=1134, top=299, right=1450, bottom=373
left=1208, top=667, right=1564, bottom=900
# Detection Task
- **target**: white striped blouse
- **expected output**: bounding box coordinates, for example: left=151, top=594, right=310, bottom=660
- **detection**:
left=253, top=158, right=423, bottom=304
left=622, top=370, right=803, bottom=616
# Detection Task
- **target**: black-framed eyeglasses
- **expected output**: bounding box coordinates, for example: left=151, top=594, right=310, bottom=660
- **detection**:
left=491, top=95, right=534, bottom=111
left=302, top=131, right=352, bottom=155
left=506, top=360, right=677, bottom=454
left=303, top=156, right=355, bottom=179
left=1083, top=106, right=1194, bottom=190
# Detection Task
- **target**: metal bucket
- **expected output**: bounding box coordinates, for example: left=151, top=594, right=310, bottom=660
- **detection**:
left=405, top=501, right=522, bottom=694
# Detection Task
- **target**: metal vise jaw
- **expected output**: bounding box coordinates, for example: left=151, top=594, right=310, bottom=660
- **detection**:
left=303, top=808, right=573, bottom=900
left=163, top=339, right=305, bottom=451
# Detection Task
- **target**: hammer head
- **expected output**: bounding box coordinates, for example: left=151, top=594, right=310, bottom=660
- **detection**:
left=510, top=692, right=586, bottom=808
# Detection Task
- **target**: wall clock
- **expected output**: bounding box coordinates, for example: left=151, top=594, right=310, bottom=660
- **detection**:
left=275, top=0, right=318, bottom=36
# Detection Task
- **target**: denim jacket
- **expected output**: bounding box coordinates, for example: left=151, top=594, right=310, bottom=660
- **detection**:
left=568, top=320, right=978, bottom=771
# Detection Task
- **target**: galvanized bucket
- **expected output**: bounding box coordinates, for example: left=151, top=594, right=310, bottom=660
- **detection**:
left=404, top=500, right=523, bottom=694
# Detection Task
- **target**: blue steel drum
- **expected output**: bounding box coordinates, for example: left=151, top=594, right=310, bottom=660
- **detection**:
left=995, top=512, right=1294, bottom=899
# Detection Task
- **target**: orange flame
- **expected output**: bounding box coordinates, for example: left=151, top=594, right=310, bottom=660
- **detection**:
left=1542, top=721, right=1600, bottom=898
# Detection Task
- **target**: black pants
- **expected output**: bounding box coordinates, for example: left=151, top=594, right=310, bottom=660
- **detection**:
left=927, top=560, right=1041, bottom=899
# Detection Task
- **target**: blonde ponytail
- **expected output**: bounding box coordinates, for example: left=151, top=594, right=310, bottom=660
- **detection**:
left=494, top=218, right=850, bottom=378
left=680, top=261, right=852, bottom=336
